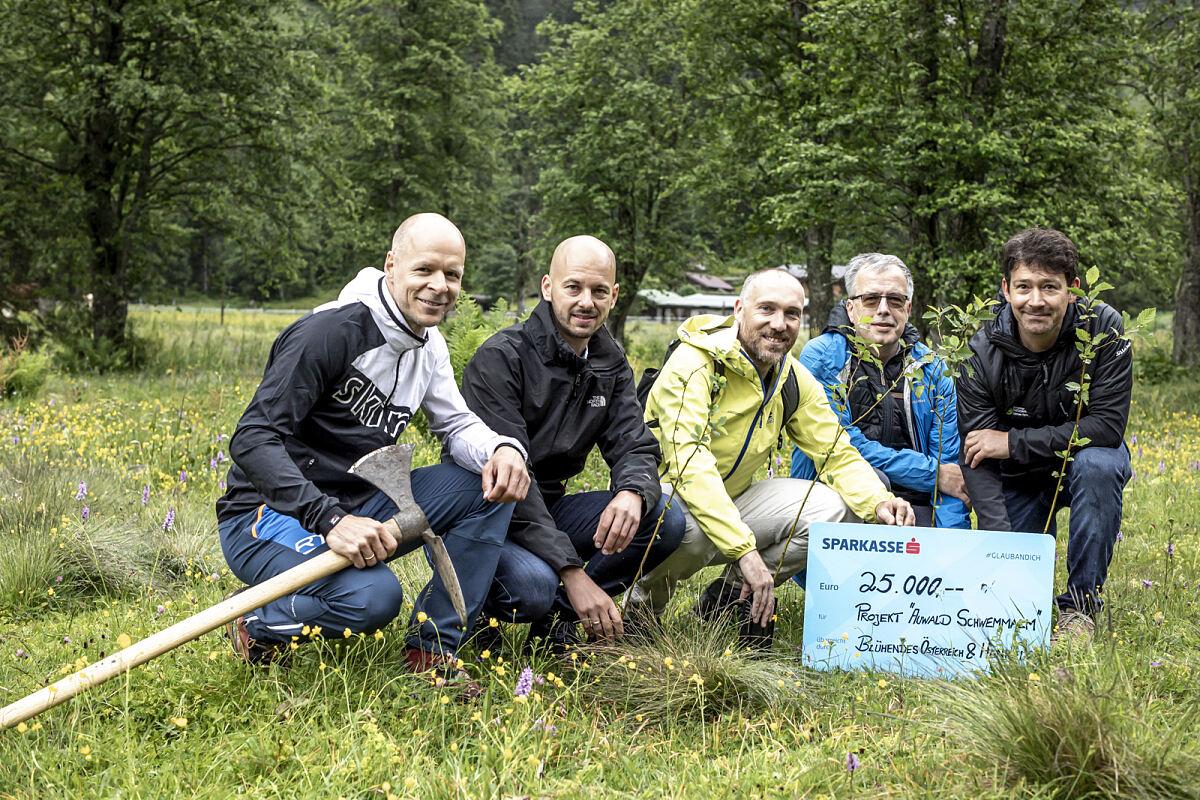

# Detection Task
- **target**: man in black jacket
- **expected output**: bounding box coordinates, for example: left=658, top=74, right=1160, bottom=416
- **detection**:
left=957, top=228, right=1132, bottom=639
left=460, top=235, right=685, bottom=646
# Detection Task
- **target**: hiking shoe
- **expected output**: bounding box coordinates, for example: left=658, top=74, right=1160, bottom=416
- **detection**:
left=1052, top=608, right=1095, bottom=645
left=622, top=607, right=664, bottom=643
left=468, top=614, right=504, bottom=656
left=524, top=616, right=582, bottom=657
left=738, top=603, right=775, bottom=652
left=402, top=647, right=483, bottom=699
left=695, top=578, right=740, bottom=622
left=696, top=578, right=773, bottom=651
left=224, top=613, right=288, bottom=665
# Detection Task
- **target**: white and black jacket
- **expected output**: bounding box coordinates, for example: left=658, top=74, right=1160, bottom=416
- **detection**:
left=216, top=268, right=525, bottom=535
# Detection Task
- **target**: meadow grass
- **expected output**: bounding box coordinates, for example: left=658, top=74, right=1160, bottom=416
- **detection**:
left=1, top=309, right=1198, bottom=798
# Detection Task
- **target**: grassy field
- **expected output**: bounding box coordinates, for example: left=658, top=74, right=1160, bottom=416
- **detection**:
left=1, top=307, right=1199, bottom=799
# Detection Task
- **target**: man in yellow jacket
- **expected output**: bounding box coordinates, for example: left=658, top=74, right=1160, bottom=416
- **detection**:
left=629, top=268, right=915, bottom=647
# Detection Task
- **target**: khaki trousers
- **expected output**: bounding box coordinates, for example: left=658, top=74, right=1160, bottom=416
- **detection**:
left=629, top=478, right=850, bottom=615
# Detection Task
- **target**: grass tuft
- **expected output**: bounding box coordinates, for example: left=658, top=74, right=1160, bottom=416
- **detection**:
left=579, top=613, right=812, bottom=723
left=934, top=654, right=1200, bottom=799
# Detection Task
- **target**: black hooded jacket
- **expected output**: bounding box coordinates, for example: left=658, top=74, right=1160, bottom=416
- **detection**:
left=956, top=296, right=1132, bottom=529
left=459, top=301, right=663, bottom=573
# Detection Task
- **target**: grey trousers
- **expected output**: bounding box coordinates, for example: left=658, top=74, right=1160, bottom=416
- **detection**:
left=628, top=478, right=850, bottom=615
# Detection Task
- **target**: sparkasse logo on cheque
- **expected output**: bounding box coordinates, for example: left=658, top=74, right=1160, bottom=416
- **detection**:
left=820, top=536, right=921, bottom=554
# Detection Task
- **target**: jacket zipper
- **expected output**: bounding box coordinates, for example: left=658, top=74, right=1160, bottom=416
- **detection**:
left=723, top=352, right=781, bottom=481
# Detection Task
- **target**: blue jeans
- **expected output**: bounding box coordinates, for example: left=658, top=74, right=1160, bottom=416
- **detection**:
left=219, top=462, right=513, bottom=656
left=482, top=492, right=685, bottom=624
left=1003, top=445, right=1131, bottom=612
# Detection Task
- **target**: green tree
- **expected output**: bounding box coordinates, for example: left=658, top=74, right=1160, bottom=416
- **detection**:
left=338, top=0, right=508, bottom=279
left=517, top=0, right=706, bottom=343
left=785, top=0, right=1170, bottom=314
left=1137, top=1, right=1200, bottom=365
left=0, top=0, right=354, bottom=353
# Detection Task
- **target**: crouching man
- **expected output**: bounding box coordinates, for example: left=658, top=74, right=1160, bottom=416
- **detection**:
left=791, top=253, right=970, bottom=529
left=627, top=268, right=914, bottom=649
left=958, top=228, right=1132, bottom=641
left=460, top=235, right=685, bottom=651
left=217, top=213, right=529, bottom=682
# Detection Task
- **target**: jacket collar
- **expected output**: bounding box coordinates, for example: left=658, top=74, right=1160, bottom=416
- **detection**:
left=527, top=300, right=622, bottom=372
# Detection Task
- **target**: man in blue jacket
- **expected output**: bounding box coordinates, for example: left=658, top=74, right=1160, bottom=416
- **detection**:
left=791, top=253, right=970, bottom=530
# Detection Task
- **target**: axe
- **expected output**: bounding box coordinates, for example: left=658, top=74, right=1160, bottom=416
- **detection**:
left=0, top=443, right=468, bottom=730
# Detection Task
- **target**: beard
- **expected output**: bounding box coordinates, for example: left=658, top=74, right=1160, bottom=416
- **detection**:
left=740, top=330, right=794, bottom=370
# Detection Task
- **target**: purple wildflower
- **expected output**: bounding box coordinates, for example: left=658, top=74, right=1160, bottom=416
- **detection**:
left=1137, top=446, right=1143, bottom=457
left=179, top=470, right=187, bottom=483
left=16, top=649, right=28, bottom=659
left=217, top=451, right=225, bottom=463
left=141, top=485, right=150, bottom=505
left=847, top=752, right=860, bottom=773
left=75, top=481, right=87, bottom=500
left=1116, top=530, right=1124, bottom=542
left=219, top=479, right=226, bottom=491
left=1158, top=461, right=1165, bottom=473
left=163, top=507, right=175, bottom=532
left=1167, top=543, right=1176, bottom=557
left=1142, top=579, right=1153, bottom=588
left=515, top=666, right=534, bottom=697
left=1131, top=434, right=1137, bottom=445
left=156, top=605, right=166, bottom=615
left=1150, top=661, right=1163, bottom=668
left=63, top=636, right=70, bottom=644
left=210, top=458, right=218, bottom=471
left=81, top=506, right=89, bottom=522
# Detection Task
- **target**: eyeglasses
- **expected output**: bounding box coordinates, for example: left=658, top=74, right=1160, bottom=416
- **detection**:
left=849, top=293, right=908, bottom=310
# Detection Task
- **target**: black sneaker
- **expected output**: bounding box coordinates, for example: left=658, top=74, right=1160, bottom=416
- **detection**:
left=696, top=578, right=773, bottom=651
left=468, top=614, right=504, bottom=656
left=622, top=607, right=664, bottom=643
left=524, top=616, right=582, bottom=657
left=695, top=577, right=740, bottom=621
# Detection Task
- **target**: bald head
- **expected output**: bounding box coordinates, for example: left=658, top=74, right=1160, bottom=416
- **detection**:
left=541, top=235, right=619, bottom=354
left=383, top=213, right=466, bottom=335
left=390, top=212, right=466, bottom=261
left=549, top=235, right=616, bottom=282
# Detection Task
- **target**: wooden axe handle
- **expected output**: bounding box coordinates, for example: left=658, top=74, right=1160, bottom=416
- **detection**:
left=0, top=549, right=350, bottom=729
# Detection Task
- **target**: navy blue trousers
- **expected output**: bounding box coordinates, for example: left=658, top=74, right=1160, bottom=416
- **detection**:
left=482, top=491, right=684, bottom=624
left=219, top=462, right=513, bottom=656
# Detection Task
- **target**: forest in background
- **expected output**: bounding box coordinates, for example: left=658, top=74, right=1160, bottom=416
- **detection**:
left=1, top=0, right=1198, bottom=360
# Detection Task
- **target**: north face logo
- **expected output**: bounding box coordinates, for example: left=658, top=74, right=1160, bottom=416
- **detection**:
left=587, top=395, right=606, bottom=408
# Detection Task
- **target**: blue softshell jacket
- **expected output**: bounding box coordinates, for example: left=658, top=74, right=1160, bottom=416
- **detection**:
left=790, top=305, right=970, bottom=530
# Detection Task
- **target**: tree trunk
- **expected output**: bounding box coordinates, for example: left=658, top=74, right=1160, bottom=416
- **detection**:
left=82, top=4, right=128, bottom=349
left=1173, top=181, right=1200, bottom=365
left=803, top=224, right=835, bottom=338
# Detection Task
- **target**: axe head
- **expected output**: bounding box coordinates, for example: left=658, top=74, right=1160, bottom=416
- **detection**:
left=349, top=444, right=469, bottom=628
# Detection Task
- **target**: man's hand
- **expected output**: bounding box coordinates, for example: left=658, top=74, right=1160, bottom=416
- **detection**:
left=736, top=550, right=776, bottom=627
left=936, top=463, right=971, bottom=504
left=481, top=445, right=530, bottom=502
left=326, top=514, right=398, bottom=569
left=594, top=490, right=643, bottom=555
left=963, top=429, right=1010, bottom=469
left=875, top=498, right=916, bottom=526
left=561, top=567, right=623, bottom=639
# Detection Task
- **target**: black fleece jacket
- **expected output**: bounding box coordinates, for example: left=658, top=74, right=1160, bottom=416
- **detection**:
left=459, top=301, right=662, bottom=573
left=956, top=297, right=1132, bottom=529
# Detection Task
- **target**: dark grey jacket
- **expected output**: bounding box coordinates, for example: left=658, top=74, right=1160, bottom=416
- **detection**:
left=460, top=301, right=662, bottom=572
left=956, top=296, right=1132, bottom=529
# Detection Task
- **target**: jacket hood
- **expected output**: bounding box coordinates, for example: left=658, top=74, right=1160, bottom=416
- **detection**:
left=675, top=314, right=750, bottom=365
left=318, top=267, right=428, bottom=354
left=823, top=300, right=921, bottom=348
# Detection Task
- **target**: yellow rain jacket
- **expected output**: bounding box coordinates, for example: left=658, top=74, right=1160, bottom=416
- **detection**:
left=645, top=315, right=893, bottom=560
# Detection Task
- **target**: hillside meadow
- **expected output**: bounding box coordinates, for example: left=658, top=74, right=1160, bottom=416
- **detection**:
left=1, top=307, right=1198, bottom=799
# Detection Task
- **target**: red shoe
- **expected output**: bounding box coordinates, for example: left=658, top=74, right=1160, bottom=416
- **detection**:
left=402, top=647, right=483, bottom=699
left=225, top=614, right=288, bottom=665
